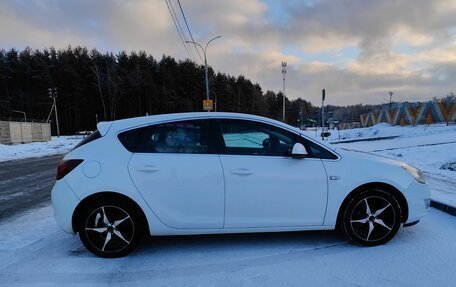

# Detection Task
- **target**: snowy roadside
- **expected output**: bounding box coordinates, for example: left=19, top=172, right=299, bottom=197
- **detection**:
left=0, top=136, right=82, bottom=162
left=306, top=123, right=456, bottom=208
left=303, top=122, right=456, bottom=143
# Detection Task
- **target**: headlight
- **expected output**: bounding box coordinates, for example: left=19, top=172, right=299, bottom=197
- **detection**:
left=401, top=164, right=426, bottom=184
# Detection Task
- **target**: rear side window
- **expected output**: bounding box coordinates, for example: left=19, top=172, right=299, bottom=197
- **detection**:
left=118, top=120, right=215, bottom=154
left=73, top=131, right=101, bottom=150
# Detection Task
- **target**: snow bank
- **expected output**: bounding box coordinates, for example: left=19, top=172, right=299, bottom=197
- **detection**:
left=303, top=123, right=456, bottom=143
left=0, top=136, right=83, bottom=162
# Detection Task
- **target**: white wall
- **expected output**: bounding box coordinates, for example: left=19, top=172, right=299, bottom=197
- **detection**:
left=0, top=122, right=51, bottom=144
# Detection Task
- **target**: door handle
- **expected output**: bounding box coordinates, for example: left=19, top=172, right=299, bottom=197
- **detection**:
left=231, top=168, right=253, bottom=176
left=136, top=165, right=160, bottom=172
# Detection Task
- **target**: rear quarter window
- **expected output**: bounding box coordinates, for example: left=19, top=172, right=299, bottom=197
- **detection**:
left=117, top=128, right=143, bottom=152
left=73, top=131, right=101, bottom=150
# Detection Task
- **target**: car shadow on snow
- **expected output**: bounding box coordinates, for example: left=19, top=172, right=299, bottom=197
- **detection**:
left=134, top=230, right=347, bottom=256
left=68, top=223, right=428, bottom=259
left=68, top=229, right=349, bottom=260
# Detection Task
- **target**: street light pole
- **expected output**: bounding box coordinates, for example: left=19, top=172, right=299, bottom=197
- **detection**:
left=186, top=36, right=222, bottom=111
left=321, top=89, right=325, bottom=140
left=48, top=88, right=60, bottom=137
left=281, top=62, right=287, bottom=122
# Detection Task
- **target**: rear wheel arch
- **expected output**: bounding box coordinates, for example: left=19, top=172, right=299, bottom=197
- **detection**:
left=72, top=192, right=150, bottom=235
left=336, top=182, right=409, bottom=228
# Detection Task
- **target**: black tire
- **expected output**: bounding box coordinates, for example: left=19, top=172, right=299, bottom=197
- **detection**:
left=341, top=189, right=402, bottom=247
left=78, top=198, right=145, bottom=258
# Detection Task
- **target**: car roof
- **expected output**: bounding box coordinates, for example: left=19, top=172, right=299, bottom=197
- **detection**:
left=99, top=112, right=293, bottom=134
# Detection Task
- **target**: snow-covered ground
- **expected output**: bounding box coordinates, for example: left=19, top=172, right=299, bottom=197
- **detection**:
left=1, top=123, right=456, bottom=286
left=304, top=123, right=456, bottom=208
left=0, top=136, right=82, bottom=162
left=0, top=205, right=455, bottom=286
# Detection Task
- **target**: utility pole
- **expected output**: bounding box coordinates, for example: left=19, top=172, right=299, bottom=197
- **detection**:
left=281, top=61, right=287, bottom=121
left=48, top=88, right=60, bottom=137
left=321, top=89, right=325, bottom=140
left=186, top=36, right=222, bottom=112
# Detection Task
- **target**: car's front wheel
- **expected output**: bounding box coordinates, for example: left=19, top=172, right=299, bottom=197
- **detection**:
left=78, top=199, right=144, bottom=257
left=341, top=189, right=402, bottom=246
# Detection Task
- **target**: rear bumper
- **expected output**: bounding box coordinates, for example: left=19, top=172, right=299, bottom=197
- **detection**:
left=403, top=180, right=431, bottom=224
left=51, top=179, right=80, bottom=234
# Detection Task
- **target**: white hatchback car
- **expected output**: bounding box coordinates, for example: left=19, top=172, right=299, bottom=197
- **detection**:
left=51, top=112, right=430, bottom=257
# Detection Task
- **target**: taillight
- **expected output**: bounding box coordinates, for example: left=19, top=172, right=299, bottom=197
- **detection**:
left=56, top=159, right=83, bottom=180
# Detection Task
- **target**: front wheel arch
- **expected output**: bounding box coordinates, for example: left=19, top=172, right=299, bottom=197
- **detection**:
left=336, top=182, right=409, bottom=229
left=72, top=192, right=149, bottom=235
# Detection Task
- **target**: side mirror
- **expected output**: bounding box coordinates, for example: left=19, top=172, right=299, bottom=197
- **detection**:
left=291, top=143, right=308, bottom=159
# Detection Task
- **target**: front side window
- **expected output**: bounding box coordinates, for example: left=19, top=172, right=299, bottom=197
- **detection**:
left=118, top=120, right=214, bottom=154
left=218, top=120, right=295, bottom=156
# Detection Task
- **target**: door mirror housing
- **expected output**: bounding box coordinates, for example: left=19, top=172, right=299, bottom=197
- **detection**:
left=291, top=143, right=308, bottom=159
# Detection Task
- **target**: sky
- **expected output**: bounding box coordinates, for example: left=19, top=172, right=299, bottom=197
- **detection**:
left=0, top=0, right=455, bottom=106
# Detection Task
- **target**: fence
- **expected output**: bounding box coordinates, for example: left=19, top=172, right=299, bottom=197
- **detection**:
left=360, top=99, right=456, bottom=127
left=0, top=121, right=51, bottom=144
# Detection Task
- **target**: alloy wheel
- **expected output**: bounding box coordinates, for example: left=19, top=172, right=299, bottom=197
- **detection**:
left=349, top=196, right=396, bottom=242
left=85, top=205, right=135, bottom=253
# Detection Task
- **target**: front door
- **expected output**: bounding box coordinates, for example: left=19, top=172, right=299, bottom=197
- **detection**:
left=217, top=119, right=328, bottom=228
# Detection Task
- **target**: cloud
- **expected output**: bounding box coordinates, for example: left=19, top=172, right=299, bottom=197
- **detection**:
left=0, top=0, right=455, bottom=105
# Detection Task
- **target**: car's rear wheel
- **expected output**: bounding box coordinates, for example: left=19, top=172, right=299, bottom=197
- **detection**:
left=341, top=189, right=402, bottom=246
left=78, top=199, right=144, bottom=257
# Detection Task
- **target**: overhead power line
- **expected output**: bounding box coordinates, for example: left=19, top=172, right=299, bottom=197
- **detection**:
left=165, top=0, right=194, bottom=61
left=176, top=0, right=204, bottom=64
left=168, top=0, right=196, bottom=61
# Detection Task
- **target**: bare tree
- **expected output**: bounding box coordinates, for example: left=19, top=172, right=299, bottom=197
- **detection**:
left=90, top=64, right=107, bottom=121
left=107, top=63, right=119, bottom=120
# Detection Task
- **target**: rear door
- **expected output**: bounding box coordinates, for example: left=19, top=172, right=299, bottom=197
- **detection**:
left=123, top=119, right=225, bottom=229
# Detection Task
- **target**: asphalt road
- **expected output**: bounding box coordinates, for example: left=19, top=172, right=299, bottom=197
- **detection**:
left=0, top=154, right=63, bottom=222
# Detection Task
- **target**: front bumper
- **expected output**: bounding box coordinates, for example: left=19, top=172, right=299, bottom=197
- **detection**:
left=51, top=179, right=80, bottom=234
left=402, top=180, right=431, bottom=224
